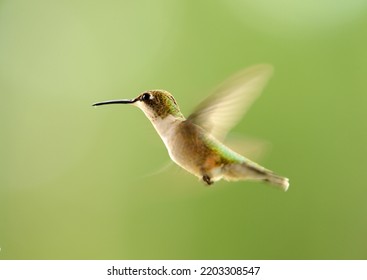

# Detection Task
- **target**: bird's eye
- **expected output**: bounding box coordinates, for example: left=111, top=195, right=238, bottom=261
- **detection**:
left=141, top=93, right=151, bottom=101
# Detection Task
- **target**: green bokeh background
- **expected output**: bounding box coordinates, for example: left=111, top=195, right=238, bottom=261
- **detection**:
left=1, top=0, right=367, bottom=259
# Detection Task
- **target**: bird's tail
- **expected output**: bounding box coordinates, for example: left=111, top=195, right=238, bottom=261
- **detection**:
left=261, top=171, right=289, bottom=191
left=224, top=161, right=289, bottom=191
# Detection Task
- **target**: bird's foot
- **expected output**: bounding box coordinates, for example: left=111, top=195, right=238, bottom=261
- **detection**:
left=202, top=175, right=213, bottom=186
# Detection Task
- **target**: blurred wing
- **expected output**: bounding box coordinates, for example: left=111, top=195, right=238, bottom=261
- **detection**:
left=142, top=161, right=174, bottom=178
left=224, top=134, right=271, bottom=162
left=187, top=64, right=273, bottom=140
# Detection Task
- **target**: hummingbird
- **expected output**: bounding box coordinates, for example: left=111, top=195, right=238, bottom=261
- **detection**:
left=93, top=64, right=289, bottom=191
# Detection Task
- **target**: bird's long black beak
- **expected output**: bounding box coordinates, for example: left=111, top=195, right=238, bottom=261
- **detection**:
left=92, top=99, right=137, bottom=106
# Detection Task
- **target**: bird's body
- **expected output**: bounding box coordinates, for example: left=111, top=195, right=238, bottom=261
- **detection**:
left=146, top=108, right=288, bottom=189
left=93, top=65, right=289, bottom=191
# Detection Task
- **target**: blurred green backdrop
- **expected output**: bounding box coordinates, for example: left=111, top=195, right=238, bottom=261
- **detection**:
left=1, top=0, right=367, bottom=259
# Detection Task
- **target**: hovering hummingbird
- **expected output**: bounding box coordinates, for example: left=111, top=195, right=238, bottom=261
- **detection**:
left=93, top=64, right=289, bottom=191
